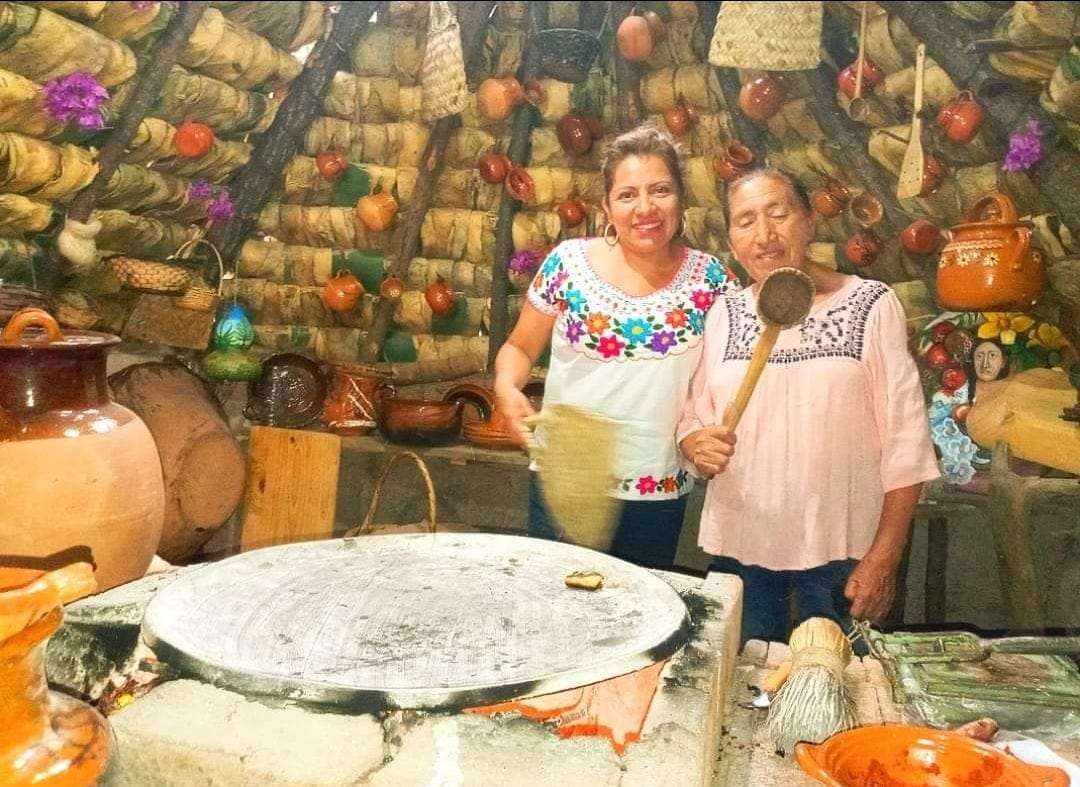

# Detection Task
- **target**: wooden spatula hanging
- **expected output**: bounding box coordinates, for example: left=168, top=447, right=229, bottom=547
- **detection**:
left=896, top=43, right=927, bottom=199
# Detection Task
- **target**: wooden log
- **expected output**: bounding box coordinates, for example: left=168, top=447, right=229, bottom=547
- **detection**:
left=358, top=0, right=498, bottom=365
left=205, top=0, right=387, bottom=265
left=879, top=1, right=1080, bottom=243
left=109, top=362, right=245, bottom=563
left=45, top=1, right=209, bottom=292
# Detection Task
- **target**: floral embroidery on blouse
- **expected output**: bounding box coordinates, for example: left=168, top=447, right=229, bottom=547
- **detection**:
left=528, top=240, right=736, bottom=362
left=723, top=279, right=889, bottom=364
left=617, top=469, right=691, bottom=496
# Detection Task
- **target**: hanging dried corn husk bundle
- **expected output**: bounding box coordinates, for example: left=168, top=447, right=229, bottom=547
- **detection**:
left=352, top=27, right=427, bottom=86
left=251, top=323, right=323, bottom=356
left=174, top=8, right=301, bottom=90
left=0, top=237, right=40, bottom=278
left=325, top=73, right=423, bottom=124
left=420, top=0, right=470, bottom=122
left=862, top=10, right=918, bottom=74
left=683, top=157, right=721, bottom=208
left=394, top=291, right=486, bottom=335
left=0, top=4, right=136, bottom=86
left=421, top=208, right=497, bottom=263
left=213, top=1, right=326, bottom=52
left=90, top=0, right=164, bottom=42
left=238, top=241, right=334, bottom=286
left=483, top=29, right=527, bottom=83
left=282, top=158, right=418, bottom=207
left=768, top=142, right=847, bottom=189
left=96, top=163, right=206, bottom=222
left=512, top=211, right=562, bottom=253
left=893, top=279, right=938, bottom=334
left=33, top=2, right=107, bottom=22
left=645, top=17, right=702, bottom=70
left=0, top=194, right=52, bottom=236
left=0, top=132, right=99, bottom=201
left=257, top=204, right=392, bottom=251
left=989, top=1, right=1074, bottom=82
left=53, top=288, right=102, bottom=330
left=432, top=169, right=502, bottom=212
left=1045, top=45, right=1080, bottom=124
left=445, top=127, right=500, bottom=169
left=528, top=127, right=603, bottom=169
left=406, top=258, right=492, bottom=297
left=683, top=207, right=728, bottom=254
left=230, top=279, right=333, bottom=327
left=875, top=60, right=957, bottom=113
left=125, top=118, right=251, bottom=182
left=303, top=118, right=431, bottom=168
left=518, top=166, right=603, bottom=210
left=92, top=209, right=188, bottom=259
left=762, top=100, right=825, bottom=146
left=641, top=65, right=723, bottom=114
left=0, top=68, right=65, bottom=138
left=382, top=334, right=489, bottom=384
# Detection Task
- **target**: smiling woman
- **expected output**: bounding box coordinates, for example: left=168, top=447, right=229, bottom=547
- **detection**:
left=493, top=124, right=740, bottom=570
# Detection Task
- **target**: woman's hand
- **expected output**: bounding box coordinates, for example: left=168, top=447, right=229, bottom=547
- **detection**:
left=494, top=382, right=538, bottom=447
left=844, top=555, right=898, bottom=623
left=679, top=426, right=737, bottom=478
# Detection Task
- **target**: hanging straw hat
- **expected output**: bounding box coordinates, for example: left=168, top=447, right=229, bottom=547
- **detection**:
left=708, top=1, right=824, bottom=72
left=420, top=0, right=470, bottom=122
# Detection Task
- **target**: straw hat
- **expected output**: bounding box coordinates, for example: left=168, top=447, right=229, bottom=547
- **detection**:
left=708, top=1, right=824, bottom=72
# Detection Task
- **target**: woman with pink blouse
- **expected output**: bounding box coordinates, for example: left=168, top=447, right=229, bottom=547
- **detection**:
left=677, top=168, right=939, bottom=644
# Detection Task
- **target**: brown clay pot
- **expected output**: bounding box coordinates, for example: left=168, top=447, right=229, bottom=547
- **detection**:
left=379, top=275, right=405, bottom=301
left=556, top=114, right=593, bottom=156
left=809, top=180, right=849, bottom=218
left=523, top=78, right=546, bottom=107
left=849, top=191, right=885, bottom=228
left=557, top=198, right=587, bottom=228
left=477, top=153, right=511, bottom=184
left=844, top=231, right=883, bottom=267
left=900, top=219, right=942, bottom=255
left=320, top=363, right=393, bottom=436
left=378, top=394, right=464, bottom=446
left=504, top=165, right=536, bottom=202
left=323, top=270, right=364, bottom=312
left=0, top=564, right=112, bottom=786
left=0, top=309, right=164, bottom=592
left=356, top=191, right=398, bottom=233
left=738, top=75, right=785, bottom=123
left=937, top=90, right=985, bottom=145
left=712, top=141, right=755, bottom=182
left=937, top=192, right=1047, bottom=311
left=424, top=277, right=457, bottom=316
left=663, top=102, right=694, bottom=138
left=920, top=155, right=948, bottom=197
left=477, top=77, right=524, bottom=122
left=837, top=58, right=885, bottom=99
left=643, top=10, right=667, bottom=43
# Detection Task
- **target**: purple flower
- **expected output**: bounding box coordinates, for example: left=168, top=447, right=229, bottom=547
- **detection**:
left=1002, top=120, right=1045, bottom=172
left=187, top=179, right=213, bottom=202
left=566, top=319, right=585, bottom=344
left=42, top=71, right=109, bottom=130
left=649, top=330, right=677, bottom=355
left=129, top=1, right=157, bottom=9
left=207, top=190, right=235, bottom=222
left=508, top=249, right=540, bottom=276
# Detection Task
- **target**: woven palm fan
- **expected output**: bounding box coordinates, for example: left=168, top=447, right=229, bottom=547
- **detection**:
left=520, top=404, right=621, bottom=553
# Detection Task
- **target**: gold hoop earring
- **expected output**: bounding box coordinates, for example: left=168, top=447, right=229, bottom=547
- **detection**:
left=603, top=222, right=618, bottom=247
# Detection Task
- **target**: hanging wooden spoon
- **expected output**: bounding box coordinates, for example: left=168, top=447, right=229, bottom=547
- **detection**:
left=847, top=2, right=870, bottom=122
left=896, top=43, right=927, bottom=199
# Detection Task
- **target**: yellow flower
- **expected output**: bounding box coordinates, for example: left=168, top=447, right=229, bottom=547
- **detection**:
left=1027, top=323, right=1069, bottom=351
left=978, top=312, right=1035, bottom=345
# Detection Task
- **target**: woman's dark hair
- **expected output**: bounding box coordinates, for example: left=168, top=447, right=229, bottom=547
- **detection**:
left=721, top=167, right=812, bottom=225
left=599, top=124, right=686, bottom=210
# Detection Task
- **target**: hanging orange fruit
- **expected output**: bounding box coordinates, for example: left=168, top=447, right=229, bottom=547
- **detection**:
left=356, top=192, right=398, bottom=233
left=316, top=150, right=348, bottom=181
left=174, top=120, right=215, bottom=158
left=424, top=277, right=456, bottom=316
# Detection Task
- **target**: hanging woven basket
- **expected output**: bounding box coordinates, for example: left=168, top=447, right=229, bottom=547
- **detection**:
left=109, top=256, right=193, bottom=294
left=419, top=0, right=470, bottom=122
left=173, top=238, right=227, bottom=312
left=708, top=1, right=824, bottom=72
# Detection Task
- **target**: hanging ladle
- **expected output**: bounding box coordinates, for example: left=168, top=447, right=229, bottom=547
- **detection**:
left=846, top=2, right=870, bottom=122
left=722, top=267, right=816, bottom=431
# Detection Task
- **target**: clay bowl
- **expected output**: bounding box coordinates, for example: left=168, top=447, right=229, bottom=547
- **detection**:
left=796, top=725, right=1068, bottom=787
left=442, top=383, right=495, bottom=424
left=463, top=421, right=519, bottom=451
left=244, top=353, right=328, bottom=428
left=378, top=396, right=463, bottom=446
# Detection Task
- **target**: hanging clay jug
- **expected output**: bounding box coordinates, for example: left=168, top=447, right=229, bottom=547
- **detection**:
left=0, top=309, right=164, bottom=592
left=713, top=141, right=755, bottom=182
left=663, top=98, right=696, bottom=139
left=477, top=77, right=524, bottom=123
left=477, top=153, right=511, bottom=184
left=557, top=198, right=587, bottom=228
left=738, top=75, right=785, bottom=123
left=323, top=270, right=364, bottom=312
left=900, top=219, right=942, bottom=254
left=424, top=277, right=457, bottom=316
left=379, top=275, right=405, bottom=301
left=316, top=150, right=348, bottom=181
left=837, top=58, right=884, bottom=99
left=174, top=119, right=215, bottom=158
left=523, top=78, right=546, bottom=107
left=937, top=192, right=1047, bottom=310
left=844, top=231, right=883, bottom=267
left=937, top=90, right=985, bottom=145
left=616, top=14, right=654, bottom=63
left=810, top=180, right=850, bottom=218
left=356, top=191, right=398, bottom=233
left=643, top=10, right=667, bottom=43
left=920, top=155, right=948, bottom=197
left=556, top=114, right=593, bottom=156
left=320, top=363, right=393, bottom=436
left=504, top=165, right=536, bottom=202
left=1, top=563, right=113, bottom=786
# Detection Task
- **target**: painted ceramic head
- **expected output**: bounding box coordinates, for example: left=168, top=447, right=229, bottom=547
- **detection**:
left=724, top=168, right=815, bottom=283
left=972, top=339, right=1009, bottom=382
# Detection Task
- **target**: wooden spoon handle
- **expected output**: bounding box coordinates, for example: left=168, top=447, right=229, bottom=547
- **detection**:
left=855, top=2, right=868, bottom=100
left=913, top=43, right=925, bottom=113
left=723, top=324, right=780, bottom=431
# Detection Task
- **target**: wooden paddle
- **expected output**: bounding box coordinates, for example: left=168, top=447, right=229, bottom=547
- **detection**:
left=896, top=43, right=927, bottom=200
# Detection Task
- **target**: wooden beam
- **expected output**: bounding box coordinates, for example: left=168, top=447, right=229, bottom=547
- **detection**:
left=45, top=1, right=210, bottom=291
left=205, top=1, right=386, bottom=264
left=879, top=0, right=1080, bottom=242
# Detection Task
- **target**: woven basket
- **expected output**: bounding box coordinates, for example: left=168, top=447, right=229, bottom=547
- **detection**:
left=344, top=451, right=438, bottom=537
left=110, top=256, right=193, bottom=293
left=174, top=238, right=226, bottom=312
left=708, top=1, right=823, bottom=71
left=420, top=1, right=470, bottom=121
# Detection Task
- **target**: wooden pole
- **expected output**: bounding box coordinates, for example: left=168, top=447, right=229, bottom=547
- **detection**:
left=357, top=0, right=497, bottom=365
left=612, top=1, right=645, bottom=131
left=45, top=1, right=210, bottom=292
left=205, top=1, right=386, bottom=264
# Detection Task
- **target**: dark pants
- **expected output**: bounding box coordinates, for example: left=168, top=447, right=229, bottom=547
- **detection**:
left=710, top=555, right=864, bottom=652
left=527, top=473, right=688, bottom=569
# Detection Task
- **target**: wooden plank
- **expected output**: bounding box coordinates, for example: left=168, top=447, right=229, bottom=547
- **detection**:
left=239, top=426, right=340, bottom=551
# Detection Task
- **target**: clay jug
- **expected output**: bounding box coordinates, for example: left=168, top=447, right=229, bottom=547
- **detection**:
left=320, top=363, right=393, bottom=437
left=738, top=75, right=785, bottom=123
left=476, top=77, right=524, bottom=122
left=0, top=309, right=164, bottom=591
left=937, top=192, right=1047, bottom=311
left=936, top=90, right=985, bottom=145
left=0, top=563, right=112, bottom=786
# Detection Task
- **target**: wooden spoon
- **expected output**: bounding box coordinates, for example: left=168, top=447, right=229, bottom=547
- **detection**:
left=896, top=43, right=927, bottom=199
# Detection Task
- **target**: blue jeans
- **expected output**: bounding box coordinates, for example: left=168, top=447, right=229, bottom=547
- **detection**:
left=527, top=473, right=688, bottom=569
left=710, top=555, right=864, bottom=652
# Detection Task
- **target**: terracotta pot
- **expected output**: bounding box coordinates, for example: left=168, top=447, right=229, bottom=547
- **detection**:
left=556, top=114, right=593, bottom=156
left=477, top=153, right=511, bottom=184
left=320, top=363, right=393, bottom=436
left=174, top=119, right=214, bottom=158
left=378, top=395, right=463, bottom=446
left=937, top=192, right=1047, bottom=310
left=557, top=198, right=587, bottom=228
left=900, top=219, right=942, bottom=254
left=477, top=77, right=524, bottom=122
left=0, top=565, right=112, bottom=786
left=616, top=15, right=654, bottom=63
left=844, top=231, right=883, bottom=267
left=937, top=90, right=985, bottom=145
left=504, top=165, right=536, bottom=202
left=848, top=191, right=884, bottom=228
left=663, top=102, right=694, bottom=138
left=424, top=277, right=457, bottom=316
left=0, top=309, right=164, bottom=592
left=315, top=150, right=347, bottom=181
left=356, top=191, right=398, bottom=233
left=920, top=155, right=947, bottom=197
left=809, top=180, right=850, bottom=218
left=712, top=141, right=755, bottom=182
left=323, top=270, right=364, bottom=312
left=837, top=58, right=885, bottom=99
left=523, top=78, right=546, bottom=107
left=738, top=75, right=785, bottom=123
left=379, top=275, right=405, bottom=301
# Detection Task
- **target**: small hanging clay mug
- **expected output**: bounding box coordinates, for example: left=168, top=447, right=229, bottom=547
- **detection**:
left=738, top=74, right=785, bottom=123
left=849, top=191, right=884, bottom=228
left=937, top=90, right=985, bottom=145
left=810, top=180, right=851, bottom=218
left=713, top=141, right=755, bottom=182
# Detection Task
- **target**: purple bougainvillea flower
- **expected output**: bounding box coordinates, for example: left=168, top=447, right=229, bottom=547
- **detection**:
left=508, top=249, right=541, bottom=276
left=187, top=179, right=213, bottom=202
left=129, top=1, right=158, bottom=9
left=207, top=190, right=235, bottom=222
left=42, top=71, right=109, bottom=130
left=1002, top=120, right=1045, bottom=172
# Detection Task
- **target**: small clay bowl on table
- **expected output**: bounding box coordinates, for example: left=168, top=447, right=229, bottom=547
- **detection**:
left=378, top=396, right=463, bottom=446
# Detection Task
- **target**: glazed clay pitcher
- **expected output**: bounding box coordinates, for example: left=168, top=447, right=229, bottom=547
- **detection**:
left=937, top=192, right=1047, bottom=311
left=320, top=363, right=393, bottom=436
left=0, top=308, right=164, bottom=591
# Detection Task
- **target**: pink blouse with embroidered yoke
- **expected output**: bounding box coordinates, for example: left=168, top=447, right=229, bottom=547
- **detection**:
left=528, top=238, right=738, bottom=501
left=677, top=276, right=940, bottom=570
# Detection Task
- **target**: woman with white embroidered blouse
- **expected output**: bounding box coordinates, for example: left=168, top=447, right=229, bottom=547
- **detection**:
left=677, top=168, right=939, bottom=643
left=493, top=125, right=738, bottom=569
